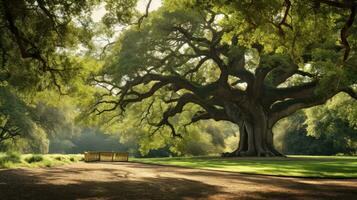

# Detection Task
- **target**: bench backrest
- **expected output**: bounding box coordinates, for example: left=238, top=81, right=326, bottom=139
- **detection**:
left=84, top=152, right=129, bottom=162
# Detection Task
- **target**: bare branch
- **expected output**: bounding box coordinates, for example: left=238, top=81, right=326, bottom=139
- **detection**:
left=139, top=99, right=155, bottom=125
left=313, top=0, right=356, bottom=61
left=137, top=0, right=152, bottom=28
left=99, top=41, right=116, bottom=58
left=274, top=0, right=293, bottom=36
left=183, top=57, right=209, bottom=77
left=341, top=2, right=356, bottom=61
left=173, top=26, right=211, bottom=45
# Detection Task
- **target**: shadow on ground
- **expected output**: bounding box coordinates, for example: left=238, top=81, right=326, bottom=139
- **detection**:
left=0, top=165, right=223, bottom=200
left=0, top=176, right=220, bottom=200
left=0, top=162, right=356, bottom=200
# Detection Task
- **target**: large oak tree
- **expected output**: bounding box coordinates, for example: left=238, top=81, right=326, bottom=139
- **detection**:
left=92, top=0, right=356, bottom=156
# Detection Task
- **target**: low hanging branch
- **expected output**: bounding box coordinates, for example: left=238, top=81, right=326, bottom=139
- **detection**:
left=0, top=121, right=21, bottom=143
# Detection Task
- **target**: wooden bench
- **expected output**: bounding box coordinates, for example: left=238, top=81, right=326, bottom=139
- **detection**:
left=84, top=152, right=129, bottom=162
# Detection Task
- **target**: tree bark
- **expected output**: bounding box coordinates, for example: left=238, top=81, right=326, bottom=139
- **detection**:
left=222, top=103, right=283, bottom=157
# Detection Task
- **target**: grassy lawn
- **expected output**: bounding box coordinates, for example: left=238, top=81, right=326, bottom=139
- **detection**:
left=2, top=152, right=356, bottom=178
left=131, top=155, right=357, bottom=178
left=0, top=152, right=83, bottom=168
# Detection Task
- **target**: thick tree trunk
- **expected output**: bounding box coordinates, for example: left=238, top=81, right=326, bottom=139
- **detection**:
left=222, top=120, right=283, bottom=157
left=222, top=103, right=284, bottom=157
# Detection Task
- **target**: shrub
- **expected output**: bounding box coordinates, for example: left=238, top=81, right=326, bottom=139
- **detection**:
left=5, top=152, right=21, bottom=163
left=0, top=152, right=21, bottom=167
left=43, top=160, right=54, bottom=167
left=25, top=155, right=43, bottom=163
left=55, top=156, right=65, bottom=161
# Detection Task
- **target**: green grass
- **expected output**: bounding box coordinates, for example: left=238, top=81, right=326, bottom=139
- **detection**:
left=2, top=153, right=356, bottom=178
left=131, top=155, right=357, bottom=178
left=0, top=152, right=83, bottom=168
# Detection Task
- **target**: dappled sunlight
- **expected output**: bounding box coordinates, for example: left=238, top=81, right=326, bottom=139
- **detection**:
left=1, top=162, right=357, bottom=200
left=0, top=0, right=356, bottom=199
left=0, top=163, right=227, bottom=200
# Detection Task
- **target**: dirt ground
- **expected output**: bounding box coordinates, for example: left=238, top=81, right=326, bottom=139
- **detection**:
left=0, top=162, right=356, bottom=200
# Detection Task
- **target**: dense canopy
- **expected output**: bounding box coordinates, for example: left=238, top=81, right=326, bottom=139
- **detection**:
left=93, top=0, right=357, bottom=156
left=0, top=0, right=356, bottom=156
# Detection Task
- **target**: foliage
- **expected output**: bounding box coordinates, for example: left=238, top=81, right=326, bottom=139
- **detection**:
left=89, top=96, right=239, bottom=156
left=0, top=0, right=356, bottom=157
left=0, top=93, right=81, bottom=153
left=0, top=0, right=87, bottom=144
left=25, top=155, right=44, bottom=163
left=305, top=94, right=357, bottom=139
left=0, top=152, right=83, bottom=168
left=0, top=0, right=146, bottom=144
left=274, top=94, right=357, bottom=155
left=91, top=1, right=356, bottom=156
left=0, top=87, right=33, bottom=142
left=63, top=128, right=129, bottom=154
left=0, top=0, right=95, bottom=93
left=0, top=151, right=21, bottom=167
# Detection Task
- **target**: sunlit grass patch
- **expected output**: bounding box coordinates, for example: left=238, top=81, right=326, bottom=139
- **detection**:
left=0, top=152, right=21, bottom=168
left=0, top=152, right=83, bottom=168
left=131, top=155, right=357, bottom=178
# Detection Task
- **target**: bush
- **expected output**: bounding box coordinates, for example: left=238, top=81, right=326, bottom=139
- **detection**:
left=0, top=152, right=21, bottom=167
left=5, top=152, right=21, bottom=163
left=55, top=156, right=65, bottom=161
left=25, top=155, right=43, bottom=163
left=43, top=160, right=54, bottom=167
left=1, top=153, right=83, bottom=168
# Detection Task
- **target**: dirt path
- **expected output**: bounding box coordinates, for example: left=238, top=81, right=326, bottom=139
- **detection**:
left=0, top=162, right=356, bottom=200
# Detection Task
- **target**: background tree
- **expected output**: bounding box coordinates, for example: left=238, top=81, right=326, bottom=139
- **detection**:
left=0, top=0, right=148, bottom=143
left=274, top=93, right=357, bottom=155
left=92, top=0, right=357, bottom=157
left=0, top=0, right=96, bottom=143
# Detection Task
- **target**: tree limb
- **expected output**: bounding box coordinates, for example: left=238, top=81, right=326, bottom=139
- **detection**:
left=340, top=2, right=356, bottom=61
left=137, top=0, right=152, bottom=28
left=341, top=87, right=357, bottom=99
